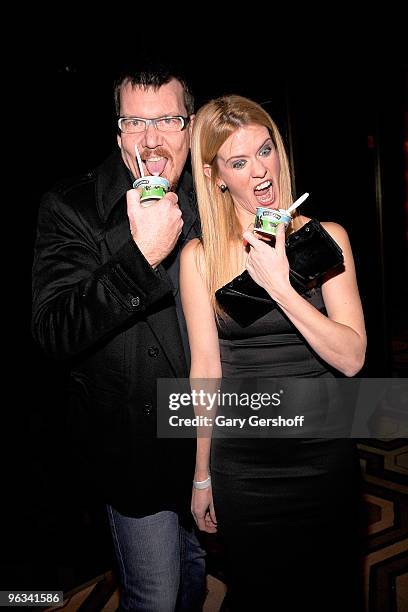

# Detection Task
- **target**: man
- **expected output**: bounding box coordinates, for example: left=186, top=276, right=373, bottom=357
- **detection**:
left=32, top=60, right=205, bottom=611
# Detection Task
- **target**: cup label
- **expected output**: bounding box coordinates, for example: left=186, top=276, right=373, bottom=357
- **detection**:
left=254, top=208, right=291, bottom=235
left=133, top=176, right=169, bottom=206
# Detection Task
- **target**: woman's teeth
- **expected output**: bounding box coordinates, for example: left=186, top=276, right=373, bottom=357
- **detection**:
left=254, top=181, right=274, bottom=204
left=254, top=180, right=272, bottom=193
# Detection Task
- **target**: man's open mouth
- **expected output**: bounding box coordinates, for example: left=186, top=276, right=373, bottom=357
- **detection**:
left=143, top=156, right=168, bottom=176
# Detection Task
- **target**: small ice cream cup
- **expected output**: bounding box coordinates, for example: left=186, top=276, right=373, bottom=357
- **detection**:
left=254, top=207, right=292, bottom=236
left=133, top=176, right=169, bottom=206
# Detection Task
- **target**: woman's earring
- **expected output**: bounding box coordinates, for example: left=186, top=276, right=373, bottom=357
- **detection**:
left=220, top=184, right=227, bottom=193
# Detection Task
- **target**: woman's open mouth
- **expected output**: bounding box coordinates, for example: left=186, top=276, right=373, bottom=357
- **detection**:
left=254, top=180, right=275, bottom=206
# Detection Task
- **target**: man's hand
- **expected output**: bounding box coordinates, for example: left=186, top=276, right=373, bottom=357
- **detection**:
left=127, top=189, right=184, bottom=268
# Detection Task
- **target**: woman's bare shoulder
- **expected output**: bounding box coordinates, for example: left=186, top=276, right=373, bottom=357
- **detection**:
left=180, top=237, right=204, bottom=270
left=319, top=221, right=350, bottom=243
left=182, top=237, right=201, bottom=252
left=181, top=237, right=202, bottom=258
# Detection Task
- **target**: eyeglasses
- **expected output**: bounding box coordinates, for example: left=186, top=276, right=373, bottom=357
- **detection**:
left=117, top=115, right=190, bottom=134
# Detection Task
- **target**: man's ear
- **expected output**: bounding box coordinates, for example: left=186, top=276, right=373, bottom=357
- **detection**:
left=117, top=134, right=122, bottom=149
left=203, top=164, right=212, bottom=179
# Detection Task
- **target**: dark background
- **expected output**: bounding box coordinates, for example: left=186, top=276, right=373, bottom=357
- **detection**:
left=3, top=31, right=407, bottom=594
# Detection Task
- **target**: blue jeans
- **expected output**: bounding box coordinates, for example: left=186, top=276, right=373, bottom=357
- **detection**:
left=107, top=506, right=206, bottom=611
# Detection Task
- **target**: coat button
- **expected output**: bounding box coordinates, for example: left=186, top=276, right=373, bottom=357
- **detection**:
left=148, top=346, right=160, bottom=358
left=130, top=296, right=140, bottom=308
left=143, top=402, right=153, bottom=416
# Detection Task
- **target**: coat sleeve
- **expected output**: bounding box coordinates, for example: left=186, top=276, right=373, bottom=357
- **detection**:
left=32, top=188, right=173, bottom=360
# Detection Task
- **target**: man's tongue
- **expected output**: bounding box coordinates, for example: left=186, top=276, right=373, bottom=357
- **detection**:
left=145, top=158, right=167, bottom=176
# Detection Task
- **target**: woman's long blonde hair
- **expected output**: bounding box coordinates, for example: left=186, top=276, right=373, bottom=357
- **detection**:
left=191, top=95, right=297, bottom=313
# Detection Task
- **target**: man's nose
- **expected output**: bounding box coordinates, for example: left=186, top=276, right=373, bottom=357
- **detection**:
left=142, top=123, right=162, bottom=149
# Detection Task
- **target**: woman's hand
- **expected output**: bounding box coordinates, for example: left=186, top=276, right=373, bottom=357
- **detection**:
left=191, top=487, right=217, bottom=533
left=243, top=223, right=292, bottom=301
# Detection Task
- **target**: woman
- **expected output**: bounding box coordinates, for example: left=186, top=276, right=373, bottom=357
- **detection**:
left=180, top=95, right=366, bottom=610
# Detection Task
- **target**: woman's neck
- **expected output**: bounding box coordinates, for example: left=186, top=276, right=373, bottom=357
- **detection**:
left=234, top=205, right=255, bottom=233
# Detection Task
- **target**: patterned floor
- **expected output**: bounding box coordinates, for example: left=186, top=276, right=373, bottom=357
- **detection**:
left=358, top=438, right=408, bottom=611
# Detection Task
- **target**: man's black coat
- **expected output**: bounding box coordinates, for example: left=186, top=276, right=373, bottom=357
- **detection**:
left=32, top=151, right=200, bottom=518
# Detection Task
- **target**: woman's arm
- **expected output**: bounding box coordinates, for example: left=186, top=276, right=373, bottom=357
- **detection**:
left=244, top=222, right=366, bottom=376
left=180, top=238, right=222, bottom=532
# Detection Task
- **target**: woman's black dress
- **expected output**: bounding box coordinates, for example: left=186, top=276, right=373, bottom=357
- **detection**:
left=212, top=287, right=363, bottom=611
